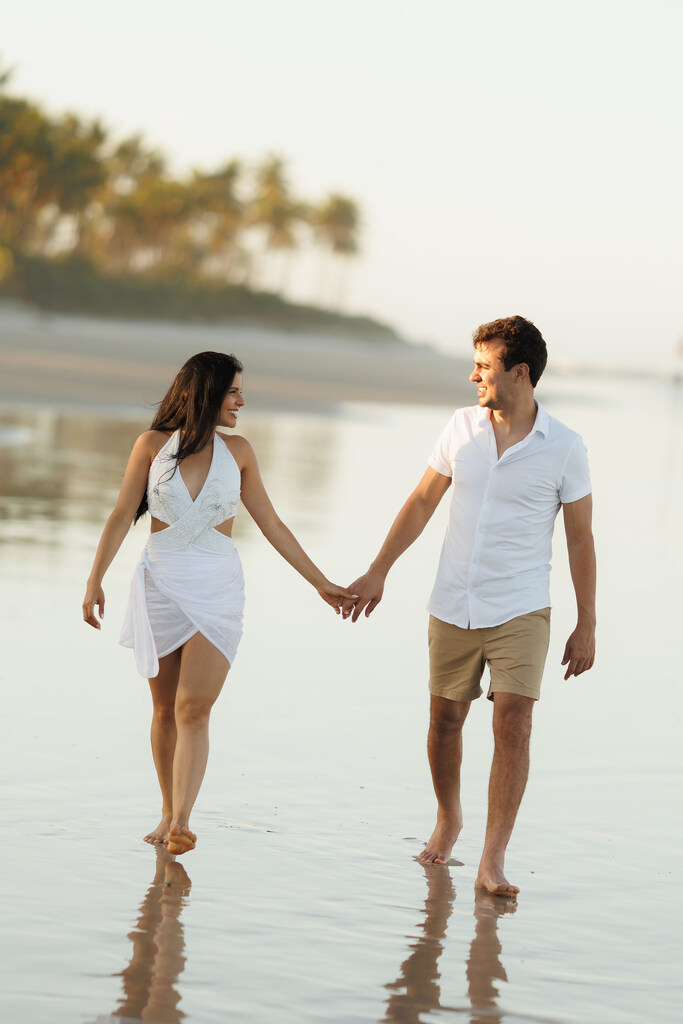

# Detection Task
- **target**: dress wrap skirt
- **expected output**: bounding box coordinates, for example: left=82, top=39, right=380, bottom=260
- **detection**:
left=120, top=530, right=245, bottom=679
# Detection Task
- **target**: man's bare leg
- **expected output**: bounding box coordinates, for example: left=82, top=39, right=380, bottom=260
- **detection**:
left=475, top=692, right=534, bottom=897
left=418, top=695, right=471, bottom=864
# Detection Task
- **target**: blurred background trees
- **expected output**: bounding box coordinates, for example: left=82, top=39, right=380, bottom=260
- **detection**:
left=0, top=67, right=362, bottom=312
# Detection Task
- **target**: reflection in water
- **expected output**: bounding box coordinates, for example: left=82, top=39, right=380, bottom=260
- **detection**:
left=384, top=866, right=456, bottom=1023
left=0, top=409, right=146, bottom=534
left=93, top=847, right=191, bottom=1024
left=0, top=406, right=338, bottom=548
left=661, top=383, right=683, bottom=546
left=383, top=868, right=515, bottom=1024
left=466, top=892, right=516, bottom=1024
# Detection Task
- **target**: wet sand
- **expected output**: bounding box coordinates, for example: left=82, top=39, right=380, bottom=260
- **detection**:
left=2, top=337, right=682, bottom=1022
left=0, top=303, right=472, bottom=411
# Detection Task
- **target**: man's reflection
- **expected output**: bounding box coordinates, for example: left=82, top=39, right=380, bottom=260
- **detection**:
left=384, top=865, right=456, bottom=1022
left=95, top=846, right=191, bottom=1024
left=467, top=891, right=516, bottom=1024
left=383, top=867, right=515, bottom=1023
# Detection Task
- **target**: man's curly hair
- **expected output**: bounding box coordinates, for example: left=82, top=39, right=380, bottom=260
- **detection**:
left=473, top=315, right=548, bottom=387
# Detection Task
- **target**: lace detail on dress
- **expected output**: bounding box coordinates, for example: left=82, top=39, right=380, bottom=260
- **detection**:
left=149, top=471, right=177, bottom=526
left=147, top=431, right=241, bottom=546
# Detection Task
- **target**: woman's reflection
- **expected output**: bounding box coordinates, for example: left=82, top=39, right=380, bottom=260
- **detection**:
left=383, top=867, right=515, bottom=1023
left=95, top=846, right=191, bottom=1024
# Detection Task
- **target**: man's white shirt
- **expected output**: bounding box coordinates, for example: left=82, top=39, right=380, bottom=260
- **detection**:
left=427, top=403, right=591, bottom=628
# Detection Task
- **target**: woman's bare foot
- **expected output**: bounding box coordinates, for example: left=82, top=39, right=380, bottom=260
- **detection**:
left=417, top=815, right=462, bottom=865
left=475, top=859, right=520, bottom=898
left=144, top=814, right=172, bottom=845
left=153, top=843, right=176, bottom=865
left=164, top=860, right=192, bottom=895
left=167, top=825, right=197, bottom=856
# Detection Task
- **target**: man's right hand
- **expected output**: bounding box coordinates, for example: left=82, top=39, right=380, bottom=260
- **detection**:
left=342, top=569, right=386, bottom=622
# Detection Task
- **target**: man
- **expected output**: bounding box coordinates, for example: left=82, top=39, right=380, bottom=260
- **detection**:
left=343, top=316, right=596, bottom=897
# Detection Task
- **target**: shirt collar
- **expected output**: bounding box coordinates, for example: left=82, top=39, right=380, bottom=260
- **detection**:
left=532, top=401, right=549, bottom=437
left=477, top=400, right=549, bottom=437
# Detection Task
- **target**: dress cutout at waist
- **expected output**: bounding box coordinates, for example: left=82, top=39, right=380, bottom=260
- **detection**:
left=147, top=430, right=241, bottom=553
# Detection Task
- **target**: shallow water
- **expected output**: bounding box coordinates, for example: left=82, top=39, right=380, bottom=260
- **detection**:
left=2, top=374, right=682, bottom=1023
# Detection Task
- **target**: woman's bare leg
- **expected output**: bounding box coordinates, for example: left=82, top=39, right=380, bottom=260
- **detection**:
left=167, top=632, right=229, bottom=855
left=145, top=649, right=182, bottom=844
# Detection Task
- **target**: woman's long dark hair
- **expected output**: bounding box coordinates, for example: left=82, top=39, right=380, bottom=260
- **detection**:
left=134, top=351, right=243, bottom=523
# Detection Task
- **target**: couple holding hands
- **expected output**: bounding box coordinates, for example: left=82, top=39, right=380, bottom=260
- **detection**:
left=83, top=316, right=596, bottom=898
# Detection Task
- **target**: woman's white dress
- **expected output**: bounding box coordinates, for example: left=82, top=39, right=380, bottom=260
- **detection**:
left=120, top=430, right=244, bottom=678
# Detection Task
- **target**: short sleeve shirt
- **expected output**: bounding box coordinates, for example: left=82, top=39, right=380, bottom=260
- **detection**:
left=427, top=403, right=591, bottom=628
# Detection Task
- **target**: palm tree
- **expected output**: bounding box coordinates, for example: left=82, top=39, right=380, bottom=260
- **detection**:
left=76, top=134, right=167, bottom=267
left=106, top=174, right=190, bottom=272
left=0, top=86, right=106, bottom=256
left=312, top=194, right=361, bottom=309
left=37, top=113, right=107, bottom=254
left=246, top=155, right=305, bottom=291
left=183, top=160, right=245, bottom=279
left=0, top=63, right=368, bottom=315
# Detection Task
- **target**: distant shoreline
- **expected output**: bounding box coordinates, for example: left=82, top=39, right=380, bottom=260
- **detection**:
left=0, top=303, right=473, bottom=413
left=4, top=253, right=401, bottom=343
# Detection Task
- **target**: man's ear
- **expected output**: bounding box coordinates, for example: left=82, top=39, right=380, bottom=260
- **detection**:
left=514, top=362, right=530, bottom=383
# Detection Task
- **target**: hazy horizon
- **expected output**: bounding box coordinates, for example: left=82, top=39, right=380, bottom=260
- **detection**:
left=5, top=0, right=682, bottom=369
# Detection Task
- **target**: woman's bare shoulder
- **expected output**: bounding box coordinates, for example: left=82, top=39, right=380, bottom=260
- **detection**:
left=133, top=429, right=174, bottom=458
left=216, top=432, right=254, bottom=467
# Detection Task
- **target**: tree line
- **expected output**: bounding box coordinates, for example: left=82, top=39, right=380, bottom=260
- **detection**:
left=0, top=66, right=361, bottom=307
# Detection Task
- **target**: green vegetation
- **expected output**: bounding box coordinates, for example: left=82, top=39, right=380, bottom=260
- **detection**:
left=0, top=66, right=397, bottom=339
left=9, top=251, right=397, bottom=337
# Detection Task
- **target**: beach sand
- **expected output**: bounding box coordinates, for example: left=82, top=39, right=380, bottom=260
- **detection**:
left=0, top=303, right=473, bottom=411
left=2, top=313, right=682, bottom=1023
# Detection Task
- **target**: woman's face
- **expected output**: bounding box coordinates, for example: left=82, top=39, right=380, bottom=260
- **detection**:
left=218, top=373, right=245, bottom=429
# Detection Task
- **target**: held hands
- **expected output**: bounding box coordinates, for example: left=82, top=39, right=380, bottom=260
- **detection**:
left=561, top=622, right=595, bottom=679
left=339, top=569, right=386, bottom=622
left=82, top=581, right=105, bottom=629
left=316, top=582, right=359, bottom=614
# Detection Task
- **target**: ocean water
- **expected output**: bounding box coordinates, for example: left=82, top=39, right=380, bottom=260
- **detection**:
left=1, top=373, right=681, bottom=1023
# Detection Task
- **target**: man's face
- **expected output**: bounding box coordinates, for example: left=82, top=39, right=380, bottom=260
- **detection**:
left=469, top=340, right=514, bottom=409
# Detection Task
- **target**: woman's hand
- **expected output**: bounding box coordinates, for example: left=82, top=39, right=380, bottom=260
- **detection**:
left=82, top=431, right=158, bottom=630
left=316, top=582, right=358, bottom=615
left=83, top=581, right=105, bottom=629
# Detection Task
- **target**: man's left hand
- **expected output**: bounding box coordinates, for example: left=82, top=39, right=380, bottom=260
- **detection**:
left=561, top=623, right=596, bottom=680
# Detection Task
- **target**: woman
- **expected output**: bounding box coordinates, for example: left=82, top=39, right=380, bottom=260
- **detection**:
left=83, top=351, right=352, bottom=856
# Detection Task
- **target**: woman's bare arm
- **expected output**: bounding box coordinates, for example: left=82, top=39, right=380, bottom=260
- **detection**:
left=82, top=432, right=160, bottom=628
left=233, top=436, right=354, bottom=610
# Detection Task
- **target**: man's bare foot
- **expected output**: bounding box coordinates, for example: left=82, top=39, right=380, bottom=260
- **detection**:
left=417, top=817, right=462, bottom=865
left=475, top=860, right=519, bottom=898
left=167, top=825, right=197, bottom=856
left=144, top=814, right=172, bottom=845
left=474, top=888, right=518, bottom=915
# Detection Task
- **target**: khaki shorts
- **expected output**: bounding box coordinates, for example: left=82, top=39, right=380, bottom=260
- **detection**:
left=428, top=609, right=551, bottom=702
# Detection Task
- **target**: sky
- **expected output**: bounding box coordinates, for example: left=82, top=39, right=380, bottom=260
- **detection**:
left=4, top=0, right=683, bottom=369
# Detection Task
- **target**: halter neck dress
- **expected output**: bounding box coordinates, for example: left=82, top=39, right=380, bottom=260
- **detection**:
left=120, top=430, right=244, bottom=678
